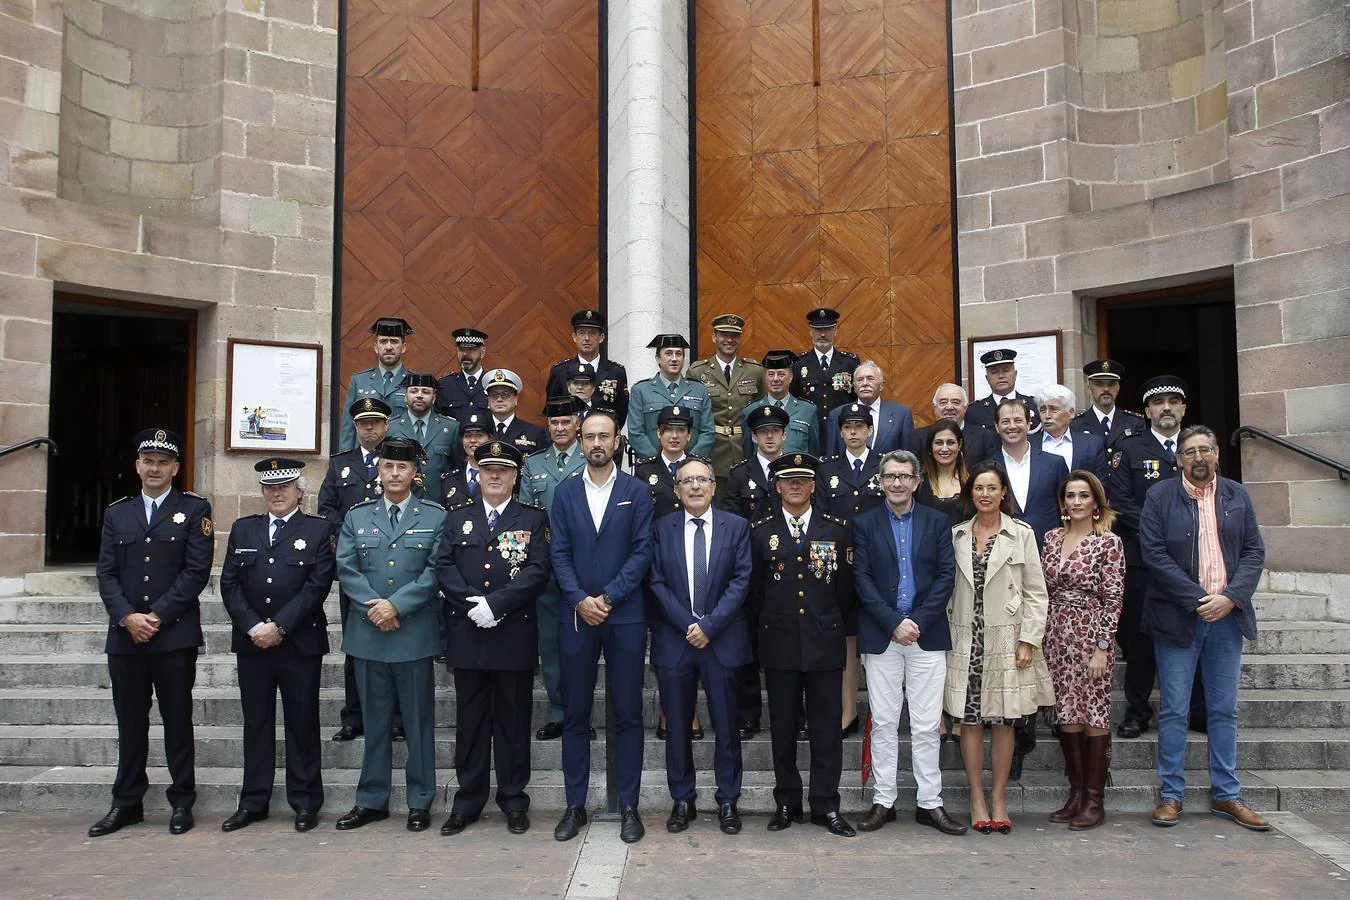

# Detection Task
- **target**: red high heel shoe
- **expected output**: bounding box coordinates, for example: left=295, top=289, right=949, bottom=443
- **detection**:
left=994, top=819, right=1013, bottom=834
left=973, top=820, right=995, bottom=834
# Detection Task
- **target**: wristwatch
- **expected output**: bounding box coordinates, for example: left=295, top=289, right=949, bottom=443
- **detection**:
left=1096, top=639, right=1111, bottom=650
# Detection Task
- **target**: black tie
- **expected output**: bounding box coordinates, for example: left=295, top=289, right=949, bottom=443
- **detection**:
left=691, top=519, right=709, bottom=618
left=148, top=500, right=158, bottom=525
left=557, top=450, right=568, bottom=470
left=487, top=508, right=499, bottom=530
left=669, top=460, right=678, bottom=480
left=723, top=363, right=732, bottom=384
left=468, top=469, right=479, bottom=495
left=1101, top=415, right=1111, bottom=434
left=819, top=354, right=828, bottom=370
left=389, top=504, right=400, bottom=529
left=467, top=374, right=477, bottom=392
left=270, top=517, right=285, bottom=545
left=853, top=458, right=863, bottom=481
left=497, top=422, right=507, bottom=437
left=1163, top=439, right=1175, bottom=462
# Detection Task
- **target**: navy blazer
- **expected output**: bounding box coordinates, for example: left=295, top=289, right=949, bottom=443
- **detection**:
left=1037, top=431, right=1107, bottom=483
left=647, top=509, right=753, bottom=669
left=852, top=502, right=955, bottom=654
left=548, top=468, right=655, bottom=626
left=998, top=446, right=1069, bottom=548
left=1139, top=476, right=1264, bottom=648
left=824, top=399, right=915, bottom=458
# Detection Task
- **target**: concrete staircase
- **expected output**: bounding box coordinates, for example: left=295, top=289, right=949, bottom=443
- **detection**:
left=1, top=568, right=1347, bottom=816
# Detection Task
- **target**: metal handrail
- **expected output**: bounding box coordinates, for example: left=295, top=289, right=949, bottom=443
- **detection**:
left=1231, top=425, right=1348, bottom=481
left=0, top=437, right=58, bottom=460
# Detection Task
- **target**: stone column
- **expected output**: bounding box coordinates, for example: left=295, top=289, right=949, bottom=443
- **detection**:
left=605, top=0, right=691, bottom=384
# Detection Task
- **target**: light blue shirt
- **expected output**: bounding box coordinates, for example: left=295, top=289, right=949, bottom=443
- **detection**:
left=887, top=504, right=916, bottom=617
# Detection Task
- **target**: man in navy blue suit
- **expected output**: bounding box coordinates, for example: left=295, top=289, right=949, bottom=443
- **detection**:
left=824, top=360, right=914, bottom=458
left=1036, top=385, right=1107, bottom=482
left=852, top=450, right=966, bottom=836
left=994, top=398, right=1069, bottom=547
left=548, top=408, right=655, bottom=844
left=648, top=457, right=752, bottom=836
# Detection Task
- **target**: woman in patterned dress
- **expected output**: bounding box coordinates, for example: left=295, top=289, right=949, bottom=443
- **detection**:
left=1041, top=470, right=1124, bottom=830
left=946, top=461, right=1054, bottom=834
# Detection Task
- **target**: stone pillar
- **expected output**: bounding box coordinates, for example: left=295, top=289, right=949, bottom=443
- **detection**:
left=605, top=0, right=691, bottom=384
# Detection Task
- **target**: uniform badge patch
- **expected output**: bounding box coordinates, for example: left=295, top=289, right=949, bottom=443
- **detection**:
left=293, top=538, right=307, bottom=550
left=768, top=534, right=780, bottom=551
left=201, top=518, right=213, bottom=536
left=649, top=474, right=659, bottom=485
left=830, top=475, right=839, bottom=489
left=172, top=512, right=186, bottom=524
left=462, top=520, right=474, bottom=534
left=341, top=466, right=351, bottom=479
left=1110, top=451, right=1122, bottom=469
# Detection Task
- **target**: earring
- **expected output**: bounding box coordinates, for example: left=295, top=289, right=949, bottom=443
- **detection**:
left=1092, top=511, right=1101, bottom=521
left=1060, top=513, right=1070, bottom=522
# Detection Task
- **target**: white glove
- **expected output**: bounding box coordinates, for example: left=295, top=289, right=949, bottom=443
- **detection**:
left=468, top=596, right=497, bottom=629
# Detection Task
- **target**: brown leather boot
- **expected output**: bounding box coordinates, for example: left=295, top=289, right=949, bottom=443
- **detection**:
left=1070, top=733, right=1110, bottom=830
left=1048, top=730, right=1084, bottom=823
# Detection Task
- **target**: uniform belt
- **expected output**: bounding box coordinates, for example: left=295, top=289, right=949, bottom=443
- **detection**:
left=714, top=425, right=743, bottom=436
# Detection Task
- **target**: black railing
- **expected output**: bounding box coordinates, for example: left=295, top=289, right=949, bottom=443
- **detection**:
left=1231, top=426, right=1348, bottom=481
left=0, top=437, right=57, bottom=460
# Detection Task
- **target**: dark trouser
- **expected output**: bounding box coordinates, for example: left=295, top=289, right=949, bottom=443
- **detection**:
left=236, top=645, right=324, bottom=813
left=765, top=667, right=842, bottom=815
left=737, top=659, right=763, bottom=727
left=536, top=579, right=564, bottom=724
left=108, top=647, right=198, bottom=810
left=1119, top=566, right=1208, bottom=726
left=657, top=651, right=742, bottom=805
left=450, top=667, right=533, bottom=816
left=339, top=591, right=401, bottom=731
left=353, top=656, right=437, bottom=811
left=559, top=619, right=646, bottom=808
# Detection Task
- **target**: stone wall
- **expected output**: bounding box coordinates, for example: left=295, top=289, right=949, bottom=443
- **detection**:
left=953, top=0, right=1349, bottom=571
left=0, top=0, right=338, bottom=576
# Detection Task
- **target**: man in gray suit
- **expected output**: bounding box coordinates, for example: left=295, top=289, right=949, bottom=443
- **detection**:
left=334, top=437, right=446, bottom=832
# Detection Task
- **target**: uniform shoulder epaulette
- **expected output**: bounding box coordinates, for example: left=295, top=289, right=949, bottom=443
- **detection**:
left=838, top=348, right=859, bottom=358
left=821, top=455, right=840, bottom=463
left=448, top=497, right=476, bottom=511
left=728, top=459, right=752, bottom=473
left=518, top=500, right=546, bottom=512
left=353, top=366, right=377, bottom=376
left=636, top=456, right=657, bottom=465
left=416, top=499, right=445, bottom=511
left=821, top=512, right=846, bottom=526
left=349, top=498, right=380, bottom=510
left=751, top=515, right=776, bottom=529
left=183, top=490, right=208, bottom=500
left=107, top=495, right=135, bottom=508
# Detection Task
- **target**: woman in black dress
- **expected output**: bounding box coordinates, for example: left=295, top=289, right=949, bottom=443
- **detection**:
left=915, top=420, right=967, bottom=529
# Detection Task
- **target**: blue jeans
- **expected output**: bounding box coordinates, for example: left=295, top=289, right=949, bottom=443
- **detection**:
left=1154, top=615, right=1243, bottom=803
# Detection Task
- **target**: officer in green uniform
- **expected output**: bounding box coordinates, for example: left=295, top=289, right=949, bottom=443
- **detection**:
left=741, top=349, right=820, bottom=459
left=517, top=396, right=588, bottom=739
left=333, top=437, right=446, bottom=833
left=387, top=373, right=460, bottom=493
left=338, top=317, right=413, bottom=452
left=687, top=314, right=766, bottom=489
left=627, top=334, right=714, bottom=460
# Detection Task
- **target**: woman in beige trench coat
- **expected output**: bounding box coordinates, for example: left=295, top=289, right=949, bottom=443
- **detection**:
left=946, top=461, right=1054, bottom=833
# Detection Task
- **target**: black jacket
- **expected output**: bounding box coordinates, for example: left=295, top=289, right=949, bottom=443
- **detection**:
left=750, top=510, right=854, bottom=671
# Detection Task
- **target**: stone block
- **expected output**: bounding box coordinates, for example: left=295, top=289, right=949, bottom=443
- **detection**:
left=1244, top=481, right=1291, bottom=526
left=267, top=0, right=316, bottom=26
left=1252, top=193, right=1350, bottom=261
left=310, top=64, right=337, bottom=102
left=957, top=266, right=984, bottom=303
left=1080, top=34, right=1140, bottom=74
left=0, top=192, right=140, bottom=253
left=957, top=194, right=990, bottom=231
left=1237, top=240, right=1350, bottom=304
left=1238, top=389, right=1287, bottom=434
left=0, top=17, right=60, bottom=70
left=1273, top=12, right=1344, bottom=76
left=1114, top=139, right=1177, bottom=181
left=233, top=268, right=316, bottom=310
left=1234, top=299, right=1282, bottom=349
left=218, top=154, right=273, bottom=197
left=10, top=148, right=56, bottom=194
left=129, top=160, right=196, bottom=199
left=1253, top=0, right=1340, bottom=41
left=1290, top=480, right=1350, bottom=527
left=989, top=178, right=1071, bottom=225
left=247, top=196, right=300, bottom=236
left=1168, top=54, right=1206, bottom=98
left=100, top=6, right=166, bottom=54
left=316, top=0, right=337, bottom=30
left=1137, top=14, right=1205, bottom=70
left=1056, top=221, right=1246, bottom=291
left=956, top=146, right=1044, bottom=195
left=272, top=236, right=330, bottom=275
left=80, top=73, right=143, bottom=122
left=0, top=273, right=51, bottom=321
left=108, top=120, right=179, bottom=162
left=142, top=86, right=221, bottom=129
left=982, top=256, right=1054, bottom=301
left=21, top=66, right=58, bottom=116
left=0, top=357, right=47, bottom=404
left=1228, top=85, right=1256, bottom=134
left=223, top=10, right=269, bottom=51
left=248, top=53, right=309, bottom=94
left=244, top=124, right=306, bottom=165
left=222, top=83, right=273, bottom=126
left=1176, top=122, right=1226, bottom=171
left=1286, top=384, right=1350, bottom=435
left=1025, top=201, right=1152, bottom=256
left=0, top=532, right=42, bottom=578
left=979, top=104, right=1067, bottom=154
left=1256, top=56, right=1350, bottom=128
left=1141, top=97, right=1197, bottom=142
left=63, top=24, right=131, bottom=85
left=141, top=217, right=275, bottom=269
left=1, top=318, right=51, bottom=364
left=179, top=123, right=221, bottom=163
left=954, top=71, right=1045, bottom=123
left=970, top=32, right=1063, bottom=86
left=0, top=230, right=35, bottom=276
left=276, top=164, right=331, bottom=205
left=1238, top=336, right=1350, bottom=394
left=36, top=238, right=232, bottom=303
left=14, top=108, right=57, bottom=154
left=269, top=21, right=337, bottom=66
left=1228, top=114, right=1319, bottom=176
left=1283, top=290, right=1350, bottom=344
left=1227, top=37, right=1276, bottom=94
left=1014, top=292, right=1075, bottom=332
left=1103, top=67, right=1172, bottom=108
left=306, top=135, right=333, bottom=170
left=271, top=94, right=335, bottom=136
left=1075, top=108, right=1141, bottom=145
left=1223, top=0, right=1253, bottom=48
left=954, top=224, right=1025, bottom=268
left=1281, top=146, right=1350, bottom=208
left=952, top=1, right=1034, bottom=54
left=132, top=53, right=186, bottom=90
left=1098, top=0, right=1179, bottom=35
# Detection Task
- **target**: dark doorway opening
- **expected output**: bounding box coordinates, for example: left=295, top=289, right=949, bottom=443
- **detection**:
left=46, top=295, right=196, bottom=564
left=1099, top=279, right=1241, bottom=481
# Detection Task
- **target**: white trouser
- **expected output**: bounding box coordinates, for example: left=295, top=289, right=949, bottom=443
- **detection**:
left=863, top=641, right=946, bottom=809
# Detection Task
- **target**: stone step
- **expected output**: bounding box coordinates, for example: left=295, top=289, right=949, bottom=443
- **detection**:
left=0, top=597, right=342, bottom=626
left=0, top=723, right=1338, bottom=772
left=4, top=764, right=1327, bottom=814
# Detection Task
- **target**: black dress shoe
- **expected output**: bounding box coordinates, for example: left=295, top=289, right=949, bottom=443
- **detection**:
left=169, top=808, right=194, bottom=835
left=392, top=725, right=407, bottom=743
left=842, top=717, right=860, bottom=737
left=737, top=721, right=760, bottom=739
left=407, top=808, right=431, bottom=832
left=810, top=811, right=856, bottom=837
left=554, top=806, right=588, bottom=842
left=692, top=725, right=704, bottom=740
left=655, top=724, right=667, bottom=740
left=718, top=802, right=742, bottom=835
left=915, top=805, right=968, bottom=835
left=620, top=806, right=645, bottom=844
left=221, top=808, right=267, bottom=832
left=331, top=725, right=363, bottom=742
left=506, top=810, right=530, bottom=834
left=335, top=806, right=389, bottom=830
left=767, top=804, right=804, bottom=831
left=666, top=800, right=696, bottom=833
left=88, top=805, right=143, bottom=837
left=439, top=811, right=478, bottom=835
left=294, top=810, right=318, bottom=832
left=795, top=726, right=809, bottom=740
left=1117, top=719, right=1146, bottom=739
left=536, top=721, right=563, bottom=740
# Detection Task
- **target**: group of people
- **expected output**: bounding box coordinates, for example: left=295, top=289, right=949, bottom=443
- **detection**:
left=88, top=306, right=1270, bottom=844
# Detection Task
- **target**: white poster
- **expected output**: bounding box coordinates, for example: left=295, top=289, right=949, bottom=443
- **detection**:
left=227, top=341, right=322, bottom=453
left=968, top=332, right=1061, bottom=401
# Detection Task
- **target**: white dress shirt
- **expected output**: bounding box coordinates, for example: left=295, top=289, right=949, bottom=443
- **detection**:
left=141, top=490, right=169, bottom=523
left=845, top=448, right=870, bottom=473
left=483, top=497, right=510, bottom=523
left=1040, top=429, right=1074, bottom=469
left=1001, top=445, right=1032, bottom=511
left=583, top=464, right=618, bottom=531
left=756, top=453, right=775, bottom=482
left=683, top=509, right=713, bottom=616
left=493, top=414, right=516, bottom=433
left=782, top=506, right=813, bottom=534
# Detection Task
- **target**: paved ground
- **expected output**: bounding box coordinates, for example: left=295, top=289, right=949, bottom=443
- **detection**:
left=1, top=808, right=1348, bottom=899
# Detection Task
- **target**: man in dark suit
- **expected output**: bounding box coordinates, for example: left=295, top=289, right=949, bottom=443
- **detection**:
left=483, top=368, right=549, bottom=457
left=545, top=309, right=629, bottom=428
left=823, top=360, right=914, bottom=458
left=1036, top=384, right=1107, bottom=482
left=908, top=382, right=998, bottom=464
left=436, top=327, right=489, bottom=423
left=435, top=441, right=551, bottom=837
left=89, top=428, right=213, bottom=838
left=964, top=348, right=1042, bottom=434
left=994, top=398, right=1069, bottom=547
left=1071, top=358, right=1146, bottom=446
left=548, top=409, right=656, bottom=844
left=852, top=450, right=965, bottom=835
left=752, top=453, right=857, bottom=838
left=648, top=457, right=753, bottom=835
left=791, top=307, right=860, bottom=436
left=219, top=458, right=336, bottom=833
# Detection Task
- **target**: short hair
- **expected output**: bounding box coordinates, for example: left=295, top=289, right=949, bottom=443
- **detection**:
left=879, top=449, right=920, bottom=473
left=931, top=383, right=967, bottom=408
left=1178, top=424, right=1218, bottom=450
left=674, top=456, right=713, bottom=478
left=961, top=459, right=1016, bottom=518
left=1037, top=384, right=1076, bottom=411
left=1059, top=470, right=1117, bottom=535
left=580, top=408, right=619, bottom=433
left=995, top=397, right=1027, bottom=422
left=854, top=360, right=884, bottom=380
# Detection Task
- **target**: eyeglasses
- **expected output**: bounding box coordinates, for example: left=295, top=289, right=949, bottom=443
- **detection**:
left=1178, top=446, right=1217, bottom=459
left=879, top=473, right=919, bottom=484
left=676, top=476, right=715, bottom=486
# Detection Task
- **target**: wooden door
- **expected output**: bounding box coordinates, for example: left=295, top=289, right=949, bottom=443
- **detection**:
left=339, top=0, right=601, bottom=401
left=694, top=0, right=954, bottom=423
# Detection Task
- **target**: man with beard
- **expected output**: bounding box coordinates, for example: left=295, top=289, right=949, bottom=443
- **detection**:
left=339, top=317, right=413, bottom=451
left=1072, top=359, right=1146, bottom=446
left=436, top=328, right=490, bottom=423
left=388, top=373, right=460, bottom=492
left=628, top=334, right=715, bottom=461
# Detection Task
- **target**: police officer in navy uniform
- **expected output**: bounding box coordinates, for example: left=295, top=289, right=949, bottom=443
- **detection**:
left=546, top=310, right=630, bottom=428
left=792, top=308, right=861, bottom=437
left=435, top=440, right=551, bottom=837
left=964, top=348, right=1042, bottom=434
left=219, top=458, right=336, bottom=833
left=816, top=404, right=885, bottom=522
left=441, top=408, right=494, bottom=506
left=1071, top=358, right=1147, bottom=447
left=483, top=368, right=549, bottom=457
left=634, top=406, right=695, bottom=520
left=89, top=428, right=213, bottom=838
left=436, top=327, right=490, bottom=423
left=724, top=405, right=788, bottom=523
left=338, top=317, right=413, bottom=452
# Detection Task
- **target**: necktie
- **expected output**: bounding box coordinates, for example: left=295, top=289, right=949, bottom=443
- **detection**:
left=414, top=420, right=425, bottom=440
left=383, top=370, right=393, bottom=391
left=853, top=458, right=863, bottom=481
left=148, top=500, right=158, bottom=524
left=557, top=450, right=568, bottom=471
left=468, top=469, right=479, bottom=495
left=487, top=508, right=499, bottom=530
left=669, top=381, right=677, bottom=397
left=389, top=504, right=400, bottom=529
left=1101, top=415, right=1111, bottom=434
left=497, top=422, right=507, bottom=437
left=270, top=517, right=284, bottom=545
left=467, top=374, right=477, bottom=392
left=363, top=451, right=374, bottom=471
left=691, top=518, right=709, bottom=617
left=723, top=363, right=733, bottom=384
left=773, top=399, right=783, bottom=409
left=668, top=460, right=678, bottom=480
left=789, top=516, right=805, bottom=546
left=819, top=354, right=828, bottom=370
left=1163, top=439, right=1175, bottom=462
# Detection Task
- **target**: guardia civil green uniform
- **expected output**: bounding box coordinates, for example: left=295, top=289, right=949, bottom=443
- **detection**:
left=626, top=335, right=715, bottom=460
left=686, top=314, right=765, bottom=482
left=338, top=318, right=413, bottom=453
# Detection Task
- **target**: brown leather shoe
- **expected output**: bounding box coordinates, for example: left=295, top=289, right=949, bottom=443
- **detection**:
left=1150, top=799, right=1182, bottom=827
left=1211, top=799, right=1271, bottom=831
left=856, top=803, right=896, bottom=832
